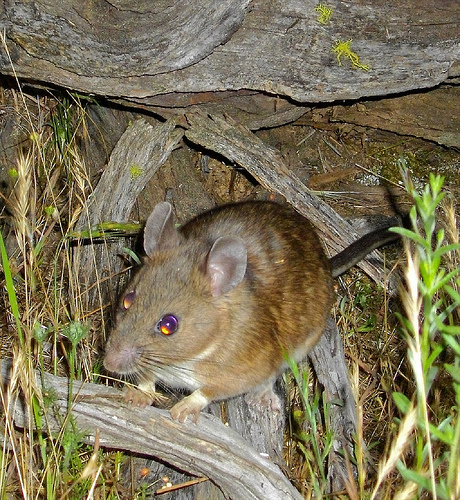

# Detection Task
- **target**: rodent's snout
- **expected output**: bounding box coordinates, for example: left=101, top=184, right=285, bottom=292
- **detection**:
left=103, top=342, right=140, bottom=375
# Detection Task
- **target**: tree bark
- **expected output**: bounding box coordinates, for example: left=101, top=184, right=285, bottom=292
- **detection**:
left=72, top=117, right=183, bottom=311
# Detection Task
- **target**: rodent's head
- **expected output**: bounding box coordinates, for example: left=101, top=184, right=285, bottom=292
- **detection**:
left=103, top=202, right=247, bottom=389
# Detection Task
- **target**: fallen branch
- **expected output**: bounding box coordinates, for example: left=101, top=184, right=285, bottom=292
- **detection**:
left=184, top=111, right=390, bottom=287
left=1, top=0, right=458, bottom=105
left=72, top=117, right=183, bottom=307
left=0, top=357, right=302, bottom=500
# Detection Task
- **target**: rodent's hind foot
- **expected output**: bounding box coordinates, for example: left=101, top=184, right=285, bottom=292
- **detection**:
left=245, top=386, right=282, bottom=412
left=170, top=390, right=209, bottom=423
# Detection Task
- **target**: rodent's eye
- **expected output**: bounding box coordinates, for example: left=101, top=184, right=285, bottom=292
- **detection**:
left=122, top=291, right=136, bottom=310
left=155, top=314, right=179, bottom=336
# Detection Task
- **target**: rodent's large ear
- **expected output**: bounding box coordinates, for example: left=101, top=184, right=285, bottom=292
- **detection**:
left=144, top=202, right=180, bottom=256
left=207, top=236, right=247, bottom=297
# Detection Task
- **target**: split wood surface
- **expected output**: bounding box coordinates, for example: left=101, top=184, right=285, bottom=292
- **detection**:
left=1, top=0, right=459, bottom=113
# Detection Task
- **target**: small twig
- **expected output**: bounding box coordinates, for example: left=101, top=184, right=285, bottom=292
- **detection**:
left=156, top=476, right=209, bottom=495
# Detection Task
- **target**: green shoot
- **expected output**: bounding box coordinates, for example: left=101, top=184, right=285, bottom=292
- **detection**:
left=375, top=161, right=460, bottom=499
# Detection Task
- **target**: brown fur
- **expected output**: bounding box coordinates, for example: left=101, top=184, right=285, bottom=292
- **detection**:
left=103, top=201, right=335, bottom=420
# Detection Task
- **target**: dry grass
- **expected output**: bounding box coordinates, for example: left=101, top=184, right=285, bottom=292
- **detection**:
left=0, top=86, right=110, bottom=498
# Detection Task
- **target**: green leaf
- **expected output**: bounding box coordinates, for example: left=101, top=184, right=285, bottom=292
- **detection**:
left=397, top=461, right=450, bottom=499
left=122, top=246, right=142, bottom=266
left=442, top=333, right=460, bottom=356
left=432, top=243, right=460, bottom=261
left=392, top=392, right=411, bottom=414
left=68, top=221, right=142, bottom=240
left=444, top=284, right=460, bottom=305
left=426, top=346, right=443, bottom=370
left=33, top=323, right=50, bottom=344
left=439, top=322, right=460, bottom=338
left=61, top=321, right=89, bottom=347
left=429, top=416, right=453, bottom=444
left=445, top=363, right=460, bottom=383
left=0, top=230, right=23, bottom=345
left=396, top=461, right=432, bottom=491
left=390, top=227, right=428, bottom=248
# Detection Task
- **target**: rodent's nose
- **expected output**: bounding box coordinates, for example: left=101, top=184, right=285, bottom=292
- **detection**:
left=104, top=343, right=140, bottom=374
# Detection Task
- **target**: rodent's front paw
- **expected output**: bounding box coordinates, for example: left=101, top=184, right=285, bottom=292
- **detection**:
left=170, top=391, right=209, bottom=423
left=123, top=387, right=154, bottom=407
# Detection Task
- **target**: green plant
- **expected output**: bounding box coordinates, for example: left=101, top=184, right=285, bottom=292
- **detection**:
left=315, top=3, right=333, bottom=25
left=0, top=231, right=24, bottom=346
left=338, top=280, right=380, bottom=335
left=0, top=72, right=104, bottom=497
left=287, top=358, right=334, bottom=498
left=372, top=163, right=460, bottom=499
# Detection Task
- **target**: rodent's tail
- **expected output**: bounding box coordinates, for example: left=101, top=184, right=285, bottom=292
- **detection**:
left=329, top=225, right=401, bottom=278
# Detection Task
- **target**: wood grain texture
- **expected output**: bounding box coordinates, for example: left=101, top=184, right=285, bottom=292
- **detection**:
left=2, top=0, right=249, bottom=77
left=76, top=118, right=183, bottom=227
left=0, top=0, right=458, bottom=104
left=331, top=86, right=460, bottom=148
left=309, top=316, right=357, bottom=493
left=72, top=117, right=183, bottom=308
left=0, top=357, right=303, bottom=500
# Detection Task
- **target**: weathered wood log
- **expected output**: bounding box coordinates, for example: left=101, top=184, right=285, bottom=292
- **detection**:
left=72, top=117, right=183, bottom=309
left=184, top=111, right=394, bottom=288
left=309, top=316, right=357, bottom=493
left=76, top=118, right=183, bottom=229
left=1, top=0, right=249, bottom=78
left=0, top=357, right=303, bottom=500
left=331, top=86, right=460, bottom=149
left=1, top=0, right=459, bottom=114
